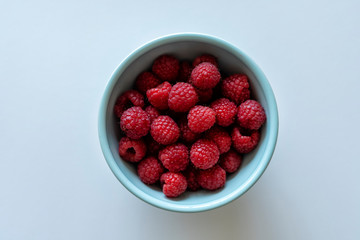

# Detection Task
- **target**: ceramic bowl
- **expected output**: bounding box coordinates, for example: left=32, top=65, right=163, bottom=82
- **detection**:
left=98, top=33, right=278, bottom=212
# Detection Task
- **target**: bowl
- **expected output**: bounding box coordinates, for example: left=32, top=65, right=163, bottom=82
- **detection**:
left=98, top=33, right=278, bottom=212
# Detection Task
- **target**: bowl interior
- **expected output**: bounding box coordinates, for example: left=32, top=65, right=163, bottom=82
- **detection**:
left=100, top=34, right=278, bottom=212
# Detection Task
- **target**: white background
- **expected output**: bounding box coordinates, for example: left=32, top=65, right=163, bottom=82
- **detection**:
left=1, top=0, right=359, bottom=239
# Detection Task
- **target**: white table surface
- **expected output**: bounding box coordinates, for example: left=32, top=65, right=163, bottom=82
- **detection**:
left=1, top=0, right=359, bottom=239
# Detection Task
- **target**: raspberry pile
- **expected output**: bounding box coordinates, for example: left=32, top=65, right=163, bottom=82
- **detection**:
left=114, top=54, right=266, bottom=198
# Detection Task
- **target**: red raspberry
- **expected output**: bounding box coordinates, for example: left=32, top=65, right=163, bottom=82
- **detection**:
left=118, top=137, right=146, bottom=162
left=152, top=55, right=179, bottom=81
left=137, top=157, right=164, bottom=184
left=114, top=90, right=145, bottom=118
left=205, top=126, right=231, bottom=154
left=183, top=165, right=200, bottom=191
left=221, top=74, right=250, bottom=104
left=232, top=127, right=260, bottom=153
left=135, top=72, right=161, bottom=94
left=144, top=105, right=160, bottom=123
left=192, top=54, right=218, bottom=68
left=237, top=100, right=266, bottom=130
left=190, top=62, right=221, bottom=89
left=187, top=106, right=216, bottom=133
left=195, top=87, right=213, bottom=103
left=160, top=172, right=187, bottom=198
left=150, top=115, right=180, bottom=145
left=219, top=150, right=242, bottom=173
left=168, top=82, right=198, bottom=112
left=178, top=118, right=201, bottom=143
left=178, top=61, right=192, bottom=82
left=146, top=82, right=172, bottom=110
left=190, top=139, right=220, bottom=170
left=144, top=135, right=163, bottom=156
left=210, top=98, right=237, bottom=127
left=197, top=165, right=226, bottom=190
left=158, top=143, right=189, bottom=172
left=120, top=106, right=150, bottom=139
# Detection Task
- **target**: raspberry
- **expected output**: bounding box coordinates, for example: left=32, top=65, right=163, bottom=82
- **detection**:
left=120, top=106, right=150, bottom=139
left=114, top=90, right=145, bottom=118
left=231, top=127, right=260, bottom=153
left=205, top=126, right=231, bottom=154
left=190, top=62, right=221, bottom=89
left=146, top=82, right=172, bottom=110
left=187, top=106, right=216, bottom=133
left=158, top=143, right=189, bottom=172
left=197, top=165, right=226, bottom=190
left=118, top=137, right=146, bottom=162
left=144, top=105, right=160, bottom=123
left=210, top=98, right=237, bottom=127
left=178, top=118, right=201, bottom=143
left=137, top=157, right=164, bottom=184
left=152, top=55, right=179, bottom=81
left=183, top=165, right=200, bottom=191
left=192, top=54, right=218, bottom=68
left=178, top=61, right=192, bottom=82
left=160, top=172, right=187, bottom=198
left=190, top=139, right=220, bottom=170
left=237, top=100, right=266, bottom=130
left=221, top=74, right=250, bottom=104
left=219, top=150, right=242, bottom=173
left=195, top=88, right=213, bottom=103
left=135, top=72, right=161, bottom=94
left=144, top=135, right=163, bottom=156
left=150, top=115, right=180, bottom=145
left=168, top=82, right=198, bottom=112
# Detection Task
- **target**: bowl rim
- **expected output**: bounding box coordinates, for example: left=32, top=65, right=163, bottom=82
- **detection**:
left=98, top=32, right=279, bottom=212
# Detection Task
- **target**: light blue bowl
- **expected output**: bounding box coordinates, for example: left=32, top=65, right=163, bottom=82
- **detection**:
left=98, top=33, right=278, bottom=212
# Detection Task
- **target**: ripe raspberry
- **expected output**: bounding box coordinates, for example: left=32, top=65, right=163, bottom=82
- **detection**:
left=187, top=106, right=216, bottom=133
left=160, top=172, right=187, bottom=198
left=152, top=55, right=179, bottom=81
left=210, top=98, right=237, bottom=127
left=190, top=139, right=220, bottom=170
left=221, top=74, right=250, bottom=104
left=168, top=82, right=198, bottom=112
left=237, top=100, right=266, bottom=130
left=178, top=61, right=192, bottom=82
left=231, top=127, right=260, bottom=153
left=137, top=157, right=164, bottom=184
left=192, top=54, right=218, bottom=68
left=114, top=90, right=145, bottom=118
left=178, top=118, right=201, bottom=143
left=195, top=87, right=213, bottom=103
left=158, top=143, right=189, bottom=172
left=205, top=126, right=231, bottom=154
left=146, top=82, right=172, bottom=110
left=150, top=115, right=180, bottom=145
left=144, top=135, right=163, bottom=156
left=183, top=165, right=200, bottom=191
left=135, top=72, right=161, bottom=94
left=118, top=137, right=146, bottom=162
left=120, top=106, right=150, bottom=139
left=197, top=165, right=226, bottom=190
left=190, top=62, right=221, bottom=89
left=144, top=105, right=160, bottom=123
left=219, top=150, right=242, bottom=173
